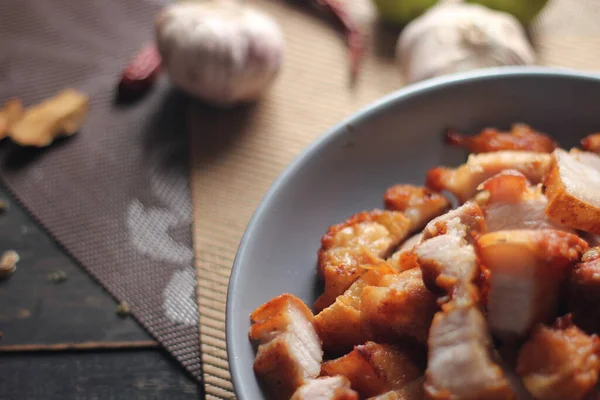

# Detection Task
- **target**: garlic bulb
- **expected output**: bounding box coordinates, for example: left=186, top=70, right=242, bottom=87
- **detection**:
left=396, top=3, right=535, bottom=83
left=155, top=2, right=284, bottom=106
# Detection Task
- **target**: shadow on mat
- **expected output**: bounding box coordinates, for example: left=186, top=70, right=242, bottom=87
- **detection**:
left=1, top=136, right=73, bottom=171
left=188, top=100, right=258, bottom=167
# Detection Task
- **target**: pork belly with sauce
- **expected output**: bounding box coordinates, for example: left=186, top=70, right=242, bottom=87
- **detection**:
left=445, top=124, right=557, bottom=154
left=383, top=185, right=451, bottom=230
left=321, top=341, right=424, bottom=398
left=425, top=305, right=515, bottom=400
left=315, top=210, right=411, bottom=311
left=290, top=376, right=358, bottom=400
left=516, top=315, right=600, bottom=400
left=249, top=294, right=323, bottom=399
left=315, top=268, right=394, bottom=355
left=476, top=170, right=569, bottom=232
left=426, top=151, right=553, bottom=203
left=477, top=229, right=587, bottom=340
left=361, top=268, right=438, bottom=344
left=545, top=149, right=600, bottom=234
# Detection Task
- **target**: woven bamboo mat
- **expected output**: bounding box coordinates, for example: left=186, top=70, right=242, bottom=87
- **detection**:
left=191, top=0, right=600, bottom=398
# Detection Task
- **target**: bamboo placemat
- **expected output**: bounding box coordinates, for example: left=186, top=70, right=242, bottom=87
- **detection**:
left=191, top=0, right=600, bottom=398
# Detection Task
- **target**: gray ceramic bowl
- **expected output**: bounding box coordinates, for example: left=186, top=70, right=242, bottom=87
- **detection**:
left=226, top=66, right=600, bottom=400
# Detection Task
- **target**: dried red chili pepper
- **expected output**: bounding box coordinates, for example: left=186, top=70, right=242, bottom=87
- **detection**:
left=305, top=0, right=365, bottom=81
left=118, top=43, right=162, bottom=97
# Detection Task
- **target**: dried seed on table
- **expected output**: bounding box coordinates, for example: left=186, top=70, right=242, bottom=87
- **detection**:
left=116, top=302, right=131, bottom=317
left=47, top=270, right=68, bottom=283
left=0, top=250, right=19, bottom=279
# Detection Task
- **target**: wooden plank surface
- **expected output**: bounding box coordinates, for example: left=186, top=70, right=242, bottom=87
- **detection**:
left=0, top=187, right=151, bottom=346
left=1, top=350, right=201, bottom=399
left=0, top=186, right=201, bottom=398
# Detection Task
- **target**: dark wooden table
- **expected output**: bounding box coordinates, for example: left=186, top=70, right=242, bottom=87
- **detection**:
left=0, top=188, right=202, bottom=399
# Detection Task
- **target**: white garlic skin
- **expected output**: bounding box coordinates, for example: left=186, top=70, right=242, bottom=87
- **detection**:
left=155, top=2, right=284, bottom=106
left=397, top=3, right=535, bottom=83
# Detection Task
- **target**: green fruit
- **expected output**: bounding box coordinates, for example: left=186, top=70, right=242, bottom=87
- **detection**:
left=466, top=0, right=548, bottom=24
left=371, top=0, right=438, bottom=26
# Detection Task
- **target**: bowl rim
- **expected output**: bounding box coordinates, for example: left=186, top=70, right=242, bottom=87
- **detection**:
left=225, top=65, right=600, bottom=399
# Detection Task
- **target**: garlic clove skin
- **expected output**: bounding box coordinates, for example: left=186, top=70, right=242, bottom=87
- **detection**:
left=396, top=3, right=535, bottom=84
left=155, top=2, right=284, bottom=106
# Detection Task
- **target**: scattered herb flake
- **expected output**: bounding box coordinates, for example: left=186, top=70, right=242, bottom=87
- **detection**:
left=116, top=302, right=131, bottom=317
left=47, top=270, right=68, bottom=284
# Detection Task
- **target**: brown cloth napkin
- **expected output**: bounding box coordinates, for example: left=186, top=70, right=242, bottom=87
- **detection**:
left=192, top=0, right=600, bottom=398
left=0, top=0, right=202, bottom=381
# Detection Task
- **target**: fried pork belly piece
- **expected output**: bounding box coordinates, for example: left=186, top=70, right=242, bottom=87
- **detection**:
left=445, top=124, right=557, bottom=154
left=367, top=378, right=425, bottom=400
left=416, top=204, right=512, bottom=398
left=361, top=268, right=438, bottom=344
left=545, top=149, right=600, bottom=234
left=415, top=202, right=485, bottom=297
left=249, top=294, right=323, bottom=399
left=315, top=210, right=411, bottom=312
left=321, top=341, right=424, bottom=398
left=568, top=247, right=600, bottom=333
left=571, top=247, right=600, bottom=303
left=386, top=233, right=422, bottom=272
left=315, top=268, right=394, bottom=355
left=384, top=185, right=451, bottom=229
left=516, top=316, right=600, bottom=400
left=426, top=151, right=553, bottom=204
left=397, top=232, right=423, bottom=253
left=290, top=376, right=358, bottom=400
left=477, top=229, right=587, bottom=340
left=582, top=133, right=600, bottom=153
left=421, top=201, right=486, bottom=241
left=426, top=305, right=514, bottom=400
left=475, top=170, right=570, bottom=232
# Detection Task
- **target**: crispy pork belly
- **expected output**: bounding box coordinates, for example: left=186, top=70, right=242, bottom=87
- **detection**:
left=367, top=378, right=425, bottom=400
left=425, top=305, right=514, bottom=400
left=568, top=247, right=600, bottom=333
left=516, top=316, right=600, bottom=400
left=416, top=202, right=485, bottom=297
left=290, top=376, right=358, bottom=400
left=426, top=151, right=552, bottom=204
left=315, top=268, right=394, bottom=355
left=397, top=232, right=423, bottom=253
left=571, top=247, right=600, bottom=303
left=417, top=202, right=512, bottom=399
left=421, top=201, right=486, bottom=241
left=321, top=341, right=425, bottom=398
left=476, top=170, right=569, bottom=232
left=384, top=185, right=451, bottom=230
left=445, top=124, right=557, bottom=154
left=250, top=294, right=323, bottom=399
left=315, top=210, right=411, bottom=311
left=477, top=230, right=587, bottom=340
left=387, top=233, right=422, bottom=272
left=582, top=133, right=600, bottom=153
left=545, top=149, right=600, bottom=234
left=361, top=268, right=438, bottom=344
